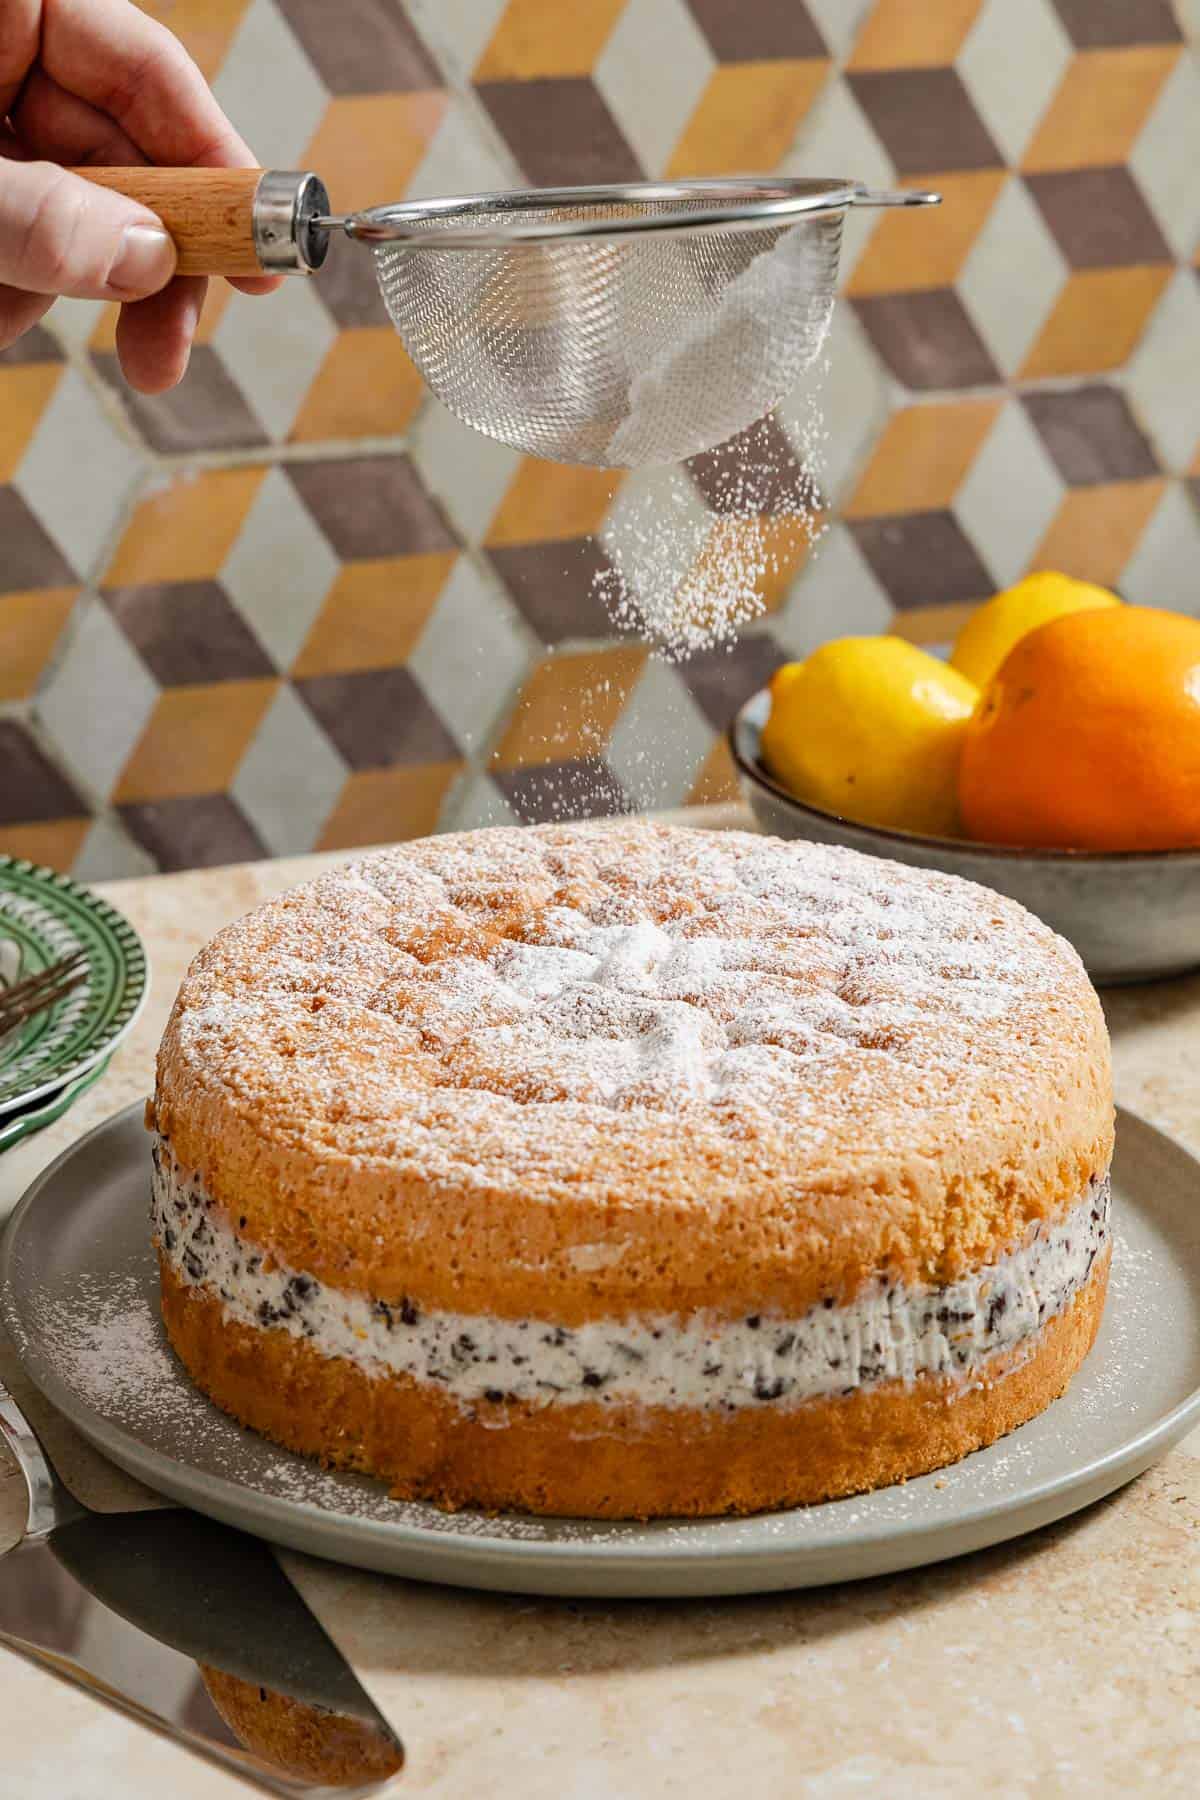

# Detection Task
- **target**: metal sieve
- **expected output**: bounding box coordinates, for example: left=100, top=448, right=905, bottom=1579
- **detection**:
left=74, top=170, right=938, bottom=466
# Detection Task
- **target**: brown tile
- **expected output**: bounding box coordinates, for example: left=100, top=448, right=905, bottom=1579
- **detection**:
left=487, top=462, right=620, bottom=547
left=492, top=646, right=648, bottom=768
left=103, top=582, right=275, bottom=685
left=1019, top=266, right=1170, bottom=379
left=289, top=329, right=424, bottom=442
left=1032, top=479, right=1167, bottom=585
left=1021, top=385, right=1159, bottom=485
left=93, top=347, right=267, bottom=454
left=0, top=325, right=62, bottom=365
left=0, top=721, right=85, bottom=824
left=852, top=290, right=1001, bottom=390
left=287, top=456, right=457, bottom=560
left=114, top=680, right=279, bottom=803
left=0, top=364, right=62, bottom=484
left=0, top=488, right=75, bottom=592
left=0, top=588, right=79, bottom=703
left=687, top=415, right=816, bottom=516
left=476, top=78, right=642, bottom=185
left=847, top=170, right=1007, bottom=296
left=890, top=600, right=978, bottom=648
left=291, top=553, right=456, bottom=677
left=848, top=0, right=982, bottom=67
left=118, top=795, right=266, bottom=872
left=277, top=0, right=442, bottom=93
left=1050, top=0, right=1181, bottom=48
left=487, top=538, right=618, bottom=644
left=493, top=758, right=629, bottom=823
left=475, top=0, right=627, bottom=78
left=845, top=398, right=1002, bottom=518
left=104, top=468, right=267, bottom=585
left=137, top=0, right=252, bottom=80
left=687, top=0, right=828, bottom=58
left=316, top=760, right=462, bottom=850
left=0, top=818, right=90, bottom=872
left=1023, top=48, right=1179, bottom=173
left=296, top=667, right=459, bottom=770
left=848, top=512, right=993, bottom=611
left=846, top=69, right=1002, bottom=176
left=687, top=737, right=738, bottom=806
left=305, top=91, right=449, bottom=212
left=313, top=251, right=392, bottom=331
left=666, top=60, right=829, bottom=177
left=1025, top=167, right=1171, bottom=269
left=677, top=633, right=788, bottom=730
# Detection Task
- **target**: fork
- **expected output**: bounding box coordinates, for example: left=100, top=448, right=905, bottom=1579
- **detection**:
left=0, top=951, right=88, bottom=1044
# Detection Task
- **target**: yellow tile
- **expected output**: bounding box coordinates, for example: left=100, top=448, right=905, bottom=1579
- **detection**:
left=0, top=589, right=78, bottom=703
left=0, top=365, right=62, bottom=484
left=667, top=61, right=830, bottom=178
left=681, top=513, right=818, bottom=630
left=316, top=762, right=462, bottom=851
left=1020, top=267, right=1171, bottom=380
left=89, top=304, right=120, bottom=353
left=137, top=0, right=251, bottom=79
left=0, top=819, right=91, bottom=872
left=475, top=0, right=626, bottom=79
left=289, top=329, right=424, bottom=443
left=104, top=468, right=267, bottom=585
left=1023, top=47, right=1180, bottom=172
left=487, top=462, right=621, bottom=546
left=291, top=554, right=456, bottom=678
left=1032, top=480, right=1167, bottom=588
left=890, top=601, right=978, bottom=648
left=305, top=92, right=449, bottom=212
left=845, top=398, right=1002, bottom=519
left=493, top=645, right=648, bottom=769
left=848, top=170, right=1006, bottom=296
left=688, top=738, right=738, bottom=807
left=849, top=0, right=984, bottom=69
left=113, top=679, right=278, bottom=803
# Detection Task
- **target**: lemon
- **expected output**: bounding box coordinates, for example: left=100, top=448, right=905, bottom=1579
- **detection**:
left=761, top=637, right=978, bottom=837
left=950, top=571, right=1119, bottom=689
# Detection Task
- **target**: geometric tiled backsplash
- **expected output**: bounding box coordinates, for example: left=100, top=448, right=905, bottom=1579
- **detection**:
left=2, top=0, right=1198, bottom=878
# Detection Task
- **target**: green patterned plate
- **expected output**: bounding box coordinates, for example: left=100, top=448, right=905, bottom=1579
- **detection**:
left=0, top=1055, right=112, bottom=1154
left=0, top=857, right=147, bottom=1117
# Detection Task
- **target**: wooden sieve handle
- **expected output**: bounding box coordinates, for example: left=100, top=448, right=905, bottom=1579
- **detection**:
left=68, top=168, right=331, bottom=276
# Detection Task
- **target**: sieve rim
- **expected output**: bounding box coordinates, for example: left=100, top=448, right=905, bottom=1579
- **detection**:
left=324, top=177, right=884, bottom=249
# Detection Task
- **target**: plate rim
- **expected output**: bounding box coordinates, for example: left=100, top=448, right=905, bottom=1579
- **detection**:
left=3, top=1100, right=1199, bottom=1584
left=0, top=855, right=149, bottom=1116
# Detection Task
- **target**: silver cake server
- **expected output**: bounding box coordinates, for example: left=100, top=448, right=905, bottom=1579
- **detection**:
left=0, top=1380, right=403, bottom=1796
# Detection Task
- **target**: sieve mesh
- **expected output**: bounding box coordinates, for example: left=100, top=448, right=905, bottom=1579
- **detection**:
left=370, top=200, right=845, bottom=466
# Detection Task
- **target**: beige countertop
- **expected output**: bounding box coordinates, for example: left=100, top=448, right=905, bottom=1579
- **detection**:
left=1, top=805, right=1198, bottom=1796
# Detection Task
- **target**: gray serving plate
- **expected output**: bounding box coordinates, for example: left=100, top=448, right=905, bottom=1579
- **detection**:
left=2, top=1102, right=1199, bottom=1599
left=732, top=688, right=1200, bottom=986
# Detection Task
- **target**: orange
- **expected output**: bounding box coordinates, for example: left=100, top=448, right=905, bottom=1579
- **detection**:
left=958, top=607, right=1200, bottom=850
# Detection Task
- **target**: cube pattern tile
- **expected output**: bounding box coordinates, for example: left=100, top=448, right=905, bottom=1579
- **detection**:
left=3, top=0, right=1200, bottom=874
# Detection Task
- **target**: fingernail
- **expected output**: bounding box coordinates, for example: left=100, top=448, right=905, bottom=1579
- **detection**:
left=110, top=225, right=175, bottom=297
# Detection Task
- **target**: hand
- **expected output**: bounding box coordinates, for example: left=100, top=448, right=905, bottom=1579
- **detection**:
left=0, top=0, right=280, bottom=391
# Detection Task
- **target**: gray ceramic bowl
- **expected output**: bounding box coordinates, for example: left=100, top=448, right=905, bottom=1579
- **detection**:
left=731, top=688, right=1200, bottom=987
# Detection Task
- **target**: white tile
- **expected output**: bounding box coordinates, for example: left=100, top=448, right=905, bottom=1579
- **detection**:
left=781, top=75, right=894, bottom=270
left=1131, top=52, right=1200, bottom=263
left=405, top=96, right=516, bottom=201
left=405, top=0, right=508, bottom=83
left=957, top=176, right=1068, bottom=378
left=213, top=279, right=335, bottom=442
left=1121, top=483, right=1200, bottom=614
left=230, top=683, right=347, bottom=856
left=773, top=523, right=891, bottom=659
left=444, top=770, right=519, bottom=831
left=776, top=302, right=889, bottom=506
left=958, top=0, right=1072, bottom=166
left=43, top=298, right=105, bottom=354
left=598, top=462, right=712, bottom=610
left=220, top=468, right=338, bottom=669
left=805, top=0, right=874, bottom=59
left=409, top=402, right=521, bottom=544
left=954, top=399, right=1064, bottom=591
left=212, top=0, right=328, bottom=171
left=1125, top=271, right=1200, bottom=476
left=594, top=0, right=714, bottom=178
left=409, top=556, right=532, bottom=752
left=606, top=656, right=713, bottom=811
left=33, top=595, right=158, bottom=802
left=14, top=370, right=142, bottom=581
left=71, top=814, right=155, bottom=882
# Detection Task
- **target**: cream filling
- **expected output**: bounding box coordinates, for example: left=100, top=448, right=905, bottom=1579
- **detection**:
left=151, top=1137, right=1109, bottom=1415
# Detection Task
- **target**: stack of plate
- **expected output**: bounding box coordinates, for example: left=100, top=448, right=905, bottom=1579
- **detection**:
left=0, top=857, right=147, bottom=1155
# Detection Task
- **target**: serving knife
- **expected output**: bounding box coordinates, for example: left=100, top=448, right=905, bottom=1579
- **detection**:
left=0, top=1381, right=403, bottom=1796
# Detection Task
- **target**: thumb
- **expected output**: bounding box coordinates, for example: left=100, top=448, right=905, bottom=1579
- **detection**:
left=0, top=159, right=176, bottom=300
